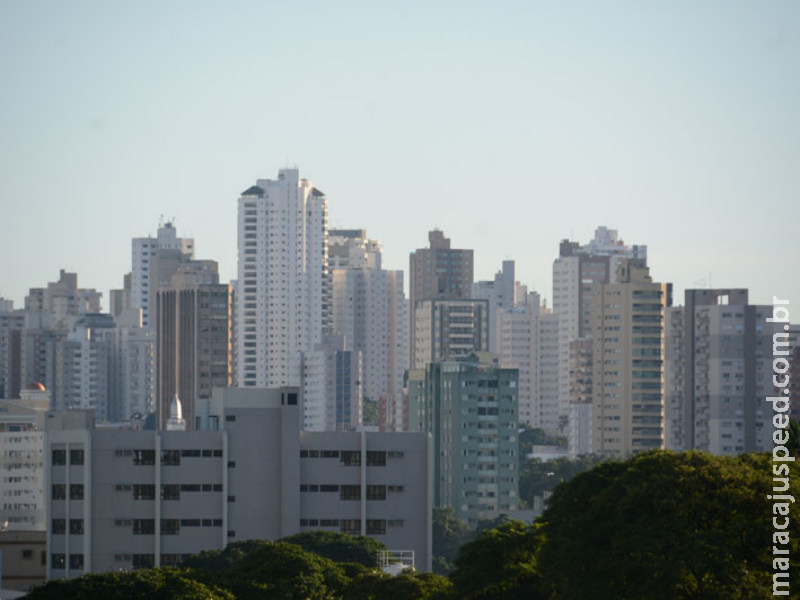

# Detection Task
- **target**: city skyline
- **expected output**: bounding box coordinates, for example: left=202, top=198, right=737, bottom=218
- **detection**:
left=2, top=1, right=798, bottom=307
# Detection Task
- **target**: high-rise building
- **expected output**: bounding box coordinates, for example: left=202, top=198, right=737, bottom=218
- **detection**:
left=156, top=261, right=232, bottom=430
left=412, top=299, right=489, bottom=370
left=236, top=169, right=328, bottom=389
left=409, top=230, right=473, bottom=366
left=473, top=261, right=526, bottom=354
left=664, top=289, right=790, bottom=454
left=329, top=229, right=408, bottom=417
left=0, top=304, right=26, bottom=399
left=496, top=291, right=560, bottom=432
left=407, top=354, right=519, bottom=525
left=553, top=227, right=646, bottom=424
left=0, top=384, right=49, bottom=531
left=59, top=314, right=117, bottom=420
left=24, top=270, right=101, bottom=329
left=590, top=259, right=669, bottom=457
left=301, top=335, right=362, bottom=432
left=567, top=337, right=593, bottom=456
left=109, top=308, right=155, bottom=422
left=131, top=221, right=195, bottom=329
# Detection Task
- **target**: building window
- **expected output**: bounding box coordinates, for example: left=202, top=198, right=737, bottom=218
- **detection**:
left=161, top=519, right=180, bottom=535
left=340, top=485, right=361, bottom=501
left=51, top=553, right=65, bottom=570
left=52, top=484, right=66, bottom=500
left=340, top=451, right=361, bottom=467
left=52, top=449, right=66, bottom=466
left=340, top=520, right=361, bottom=535
left=180, top=449, right=201, bottom=457
left=133, top=450, right=155, bottom=465
left=366, top=451, right=386, bottom=466
left=22, top=549, right=33, bottom=560
left=225, top=415, right=236, bottom=422
left=133, top=519, right=155, bottom=535
left=52, top=518, right=66, bottom=534
left=180, top=519, right=201, bottom=527
left=161, top=484, right=180, bottom=500
left=366, top=485, right=386, bottom=501
left=320, top=450, right=340, bottom=458
left=132, top=554, right=154, bottom=569
left=69, top=449, right=84, bottom=465
left=69, top=519, right=84, bottom=535
left=320, top=484, right=339, bottom=492
left=161, top=450, right=180, bottom=465
left=133, top=484, right=155, bottom=500
left=69, top=484, right=84, bottom=500
left=161, top=554, right=182, bottom=566
left=366, top=520, right=386, bottom=535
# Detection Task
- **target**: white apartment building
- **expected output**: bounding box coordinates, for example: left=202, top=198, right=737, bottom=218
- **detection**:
left=237, top=169, right=328, bottom=390
left=301, top=335, right=362, bottom=432
left=552, top=227, right=646, bottom=427
left=131, top=221, right=194, bottom=328
left=472, top=261, right=526, bottom=354
left=0, top=385, right=49, bottom=531
left=329, top=230, right=408, bottom=418
left=496, top=292, right=560, bottom=432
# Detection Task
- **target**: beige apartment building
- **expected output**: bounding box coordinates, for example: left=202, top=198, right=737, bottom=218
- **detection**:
left=590, top=259, right=670, bottom=457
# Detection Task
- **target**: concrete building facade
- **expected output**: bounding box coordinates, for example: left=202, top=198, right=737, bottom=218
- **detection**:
left=45, top=387, right=432, bottom=579
left=409, top=230, right=473, bottom=367
left=412, top=299, right=489, bottom=371
left=131, top=222, right=195, bottom=329
left=236, top=169, right=328, bottom=390
left=553, top=227, right=646, bottom=427
left=664, top=289, right=788, bottom=454
left=590, top=260, right=669, bottom=457
left=407, top=355, right=519, bottom=525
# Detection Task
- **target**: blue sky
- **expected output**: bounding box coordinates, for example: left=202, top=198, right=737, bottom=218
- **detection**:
left=1, top=1, right=798, bottom=308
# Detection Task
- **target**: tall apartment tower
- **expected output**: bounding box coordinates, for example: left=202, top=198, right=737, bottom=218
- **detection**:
left=301, top=334, right=362, bottom=432
left=590, top=259, right=670, bottom=457
left=156, top=261, right=232, bottom=430
left=664, top=289, right=788, bottom=454
left=409, top=230, right=473, bottom=367
left=473, top=261, right=526, bottom=354
left=329, top=230, right=408, bottom=417
left=24, top=270, right=102, bottom=329
left=131, top=222, right=195, bottom=328
left=407, top=353, right=519, bottom=525
left=237, top=169, right=328, bottom=389
left=553, top=227, right=646, bottom=424
left=496, top=292, right=560, bottom=432
left=0, top=304, right=26, bottom=399
left=412, top=299, right=489, bottom=370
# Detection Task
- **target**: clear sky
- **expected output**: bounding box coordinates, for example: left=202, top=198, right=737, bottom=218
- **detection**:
left=1, top=1, right=798, bottom=309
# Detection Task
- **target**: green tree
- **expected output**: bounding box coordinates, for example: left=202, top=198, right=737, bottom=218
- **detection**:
left=518, top=454, right=602, bottom=508
left=362, top=396, right=378, bottom=426
left=537, top=451, right=800, bottom=599
left=449, top=520, right=543, bottom=600
left=344, top=570, right=453, bottom=600
left=431, top=507, right=472, bottom=574
left=183, top=540, right=349, bottom=600
left=24, top=568, right=234, bottom=600
left=787, top=418, right=800, bottom=457
left=281, top=530, right=387, bottom=567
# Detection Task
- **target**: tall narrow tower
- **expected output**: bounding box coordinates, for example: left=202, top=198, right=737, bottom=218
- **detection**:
left=236, top=169, right=329, bottom=388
